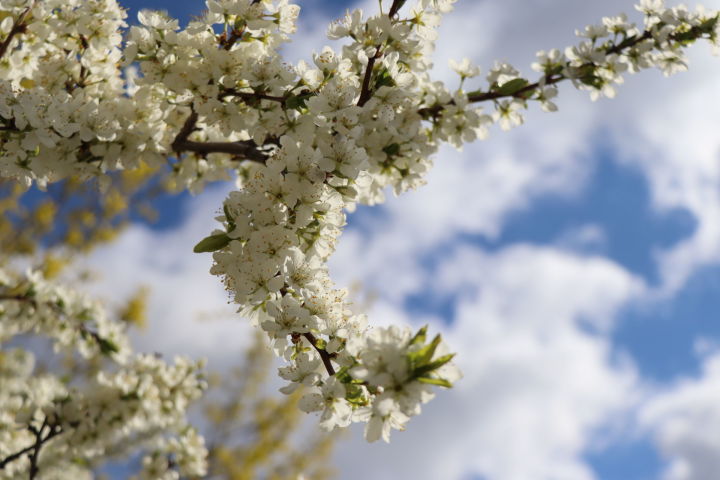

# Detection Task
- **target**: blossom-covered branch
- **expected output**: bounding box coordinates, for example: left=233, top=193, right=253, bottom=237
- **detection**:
left=1, top=0, right=719, bottom=445
left=0, top=268, right=208, bottom=479
left=421, top=6, right=718, bottom=122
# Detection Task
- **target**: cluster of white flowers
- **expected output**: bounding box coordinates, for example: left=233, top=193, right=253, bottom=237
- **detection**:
left=0, top=268, right=129, bottom=360
left=0, top=268, right=207, bottom=478
left=1, top=0, right=719, bottom=449
left=0, top=0, right=174, bottom=190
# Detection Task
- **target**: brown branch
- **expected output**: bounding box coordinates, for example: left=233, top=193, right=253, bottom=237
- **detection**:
left=388, top=0, right=407, bottom=18
left=0, top=418, right=63, bottom=476
left=357, top=0, right=407, bottom=107
left=0, top=119, right=18, bottom=131
left=27, top=421, right=44, bottom=480
left=220, top=88, right=287, bottom=105
left=0, top=293, right=35, bottom=303
left=416, top=72, right=565, bottom=117
left=219, top=26, right=246, bottom=51
left=302, top=332, right=336, bottom=376
left=170, top=111, right=269, bottom=163
left=0, top=443, right=37, bottom=471
left=357, top=48, right=382, bottom=107
left=0, top=2, right=35, bottom=60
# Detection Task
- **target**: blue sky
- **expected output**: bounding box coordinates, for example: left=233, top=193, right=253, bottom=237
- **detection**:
left=87, top=1, right=720, bottom=479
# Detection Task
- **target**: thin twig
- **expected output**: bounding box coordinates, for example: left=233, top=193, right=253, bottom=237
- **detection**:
left=0, top=293, right=34, bottom=303
left=357, top=0, right=407, bottom=107
left=0, top=419, right=63, bottom=476
left=464, top=31, right=655, bottom=104
left=170, top=110, right=269, bottom=163
left=220, top=88, right=287, bottom=105
left=302, top=332, right=336, bottom=376
left=357, top=47, right=382, bottom=107
left=0, top=1, right=35, bottom=60
left=0, top=443, right=36, bottom=470
left=388, top=0, right=406, bottom=18
left=219, top=26, right=246, bottom=51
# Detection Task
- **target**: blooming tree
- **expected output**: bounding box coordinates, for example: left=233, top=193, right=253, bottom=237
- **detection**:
left=1, top=0, right=719, bottom=477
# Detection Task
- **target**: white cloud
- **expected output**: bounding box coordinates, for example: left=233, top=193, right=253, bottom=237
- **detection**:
left=641, top=352, right=720, bottom=480
left=436, top=0, right=720, bottom=297
left=554, top=224, right=607, bottom=253
left=329, top=244, right=642, bottom=480
left=605, top=52, right=720, bottom=294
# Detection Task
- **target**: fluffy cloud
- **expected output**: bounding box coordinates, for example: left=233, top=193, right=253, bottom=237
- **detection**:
left=329, top=244, right=642, bottom=480
left=641, top=352, right=720, bottom=480
left=452, top=0, right=720, bottom=295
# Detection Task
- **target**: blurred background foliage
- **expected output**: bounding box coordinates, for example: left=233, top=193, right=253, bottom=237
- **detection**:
left=0, top=169, right=340, bottom=478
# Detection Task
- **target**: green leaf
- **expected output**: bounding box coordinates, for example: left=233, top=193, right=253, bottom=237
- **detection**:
left=193, top=233, right=231, bottom=253
left=495, top=78, right=529, bottom=96
left=413, top=353, right=455, bottom=377
left=335, top=366, right=353, bottom=384
left=703, top=15, right=720, bottom=32
left=223, top=204, right=235, bottom=230
left=409, top=333, right=442, bottom=366
left=671, top=16, right=718, bottom=44
left=233, top=17, right=247, bottom=30
left=672, top=29, right=699, bottom=44
left=374, top=68, right=396, bottom=89
left=579, top=74, right=603, bottom=89
left=409, top=325, right=428, bottom=347
left=97, top=337, right=120, bottom=355
left=382, top=143, right=401, bottom=156
left=285, top=92, right=313, bottom=110
left=465, top=88, right=486, bottom=98
left=71, top=458, right=91, bottom=468
left=314, top=337, right=327, bottom=350
left=545, top=64, right=564, bottom=77
left=417, top=376, right=453, bottom=388
left=120, top=391, right=140, bottom=401
left=345, top=384, right=367, bottom=405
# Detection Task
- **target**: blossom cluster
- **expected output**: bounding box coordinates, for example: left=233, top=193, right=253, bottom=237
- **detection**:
left=193, top=0, right=464, bottom=441
left=1, top=0, right=719, bottom=447
left=0, top=0, right=174, bottom=189
left=435, top=0, right=720, bottom=134
left=0, top=268, right=208, bottom=479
